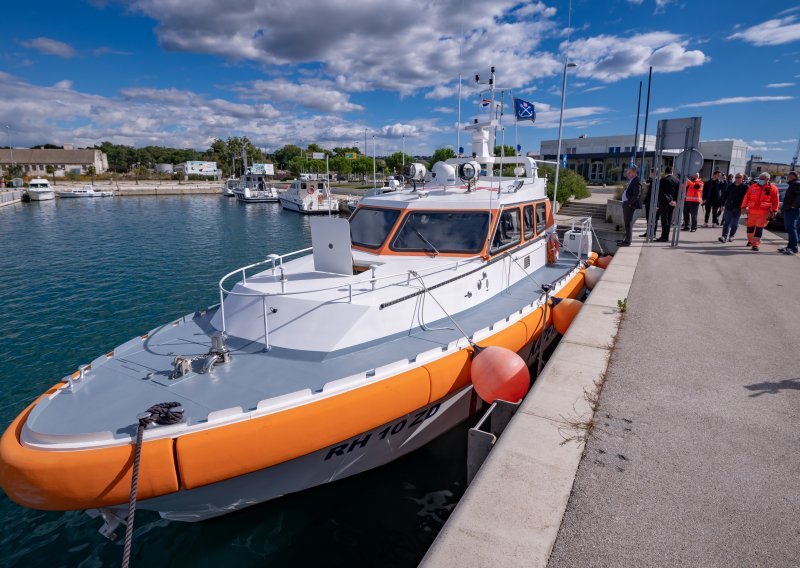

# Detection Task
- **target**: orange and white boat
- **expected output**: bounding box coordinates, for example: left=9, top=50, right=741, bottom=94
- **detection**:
left=0, top=70, right=595, bottom=527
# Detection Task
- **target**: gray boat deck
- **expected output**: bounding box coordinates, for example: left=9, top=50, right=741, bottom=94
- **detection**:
left=25, top=257, right=580, bottom=442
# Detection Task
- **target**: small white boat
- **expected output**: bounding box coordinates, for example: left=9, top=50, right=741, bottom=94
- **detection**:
left=233, top=172, right=279, bottom=203
left=26, top=178, right=55, bottom=201
left=222, top=178, right=237, bottom=197
left=347, top=177, right=403, bottom=212
left=56, top=185, right=113, bottom=198
left=280, top=179, right=340, bottom=214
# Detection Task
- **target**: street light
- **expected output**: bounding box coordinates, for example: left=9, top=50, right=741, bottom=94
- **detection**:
left=552, top=61, right=577, bottom=212
left=5, top=125, right=14, bottom=176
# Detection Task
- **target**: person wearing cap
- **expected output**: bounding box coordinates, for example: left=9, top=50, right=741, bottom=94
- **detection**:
left=778, top=170, right=800, bottom=255
left=718, top=173, right=749, bottom=242
left=741, top=172, right=779, bottom=251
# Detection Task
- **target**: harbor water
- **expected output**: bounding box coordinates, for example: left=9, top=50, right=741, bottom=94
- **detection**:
left=0, top=196, right=469, bottom=567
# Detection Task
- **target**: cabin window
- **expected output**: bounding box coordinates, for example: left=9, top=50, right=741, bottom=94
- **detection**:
left=349, top=207, right=401, bottom=249
left=301, top=183, right=307, bottom=190
left=318, top=183, right=324, bottom=189
left=523, top=205, right=535, bottom=239
left=535, top=202, right=547, bottom=234
left=490, top=208, right=522, bottom=253
left=390, top=211, right=491, bottom=254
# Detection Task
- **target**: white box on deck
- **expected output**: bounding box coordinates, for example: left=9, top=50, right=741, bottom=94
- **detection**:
left=564, top=230, right=592, bottom=258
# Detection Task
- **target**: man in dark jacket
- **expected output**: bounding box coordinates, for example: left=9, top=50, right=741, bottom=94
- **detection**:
left=617, top=166, right=642, bottom=247
left=778, top=170, right=800, bottom=255
left=718, top=173, right=749, bottom=242
left=702, top=170, right=726, bottom=227
left=656, top=166, right=679, bottom=241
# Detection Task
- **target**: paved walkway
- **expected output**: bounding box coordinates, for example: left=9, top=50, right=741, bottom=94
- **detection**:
left=548, top=223, right=800, bottom=567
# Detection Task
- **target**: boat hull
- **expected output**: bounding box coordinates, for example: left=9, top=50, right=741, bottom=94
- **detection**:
left=27, top=190, right=55, bottom=201
left=279, top=196, right=339, bottom=214
left=136, top=385, right=479, bottom=521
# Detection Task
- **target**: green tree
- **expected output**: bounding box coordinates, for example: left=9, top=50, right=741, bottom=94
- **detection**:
left=46, top=165, right=56, bottom=185
left=332, top=146, right=359, bottom=157
left=329, top=155, right=352, bottom=179
left=493, top=145, right=517, bottom=157
left=538, top=165, right=590, bottom=204
left=384, top=152, right=414, bottom=174
left=429, top=147, right=456, bottom=166
left=273, top=144, right=303, bottom=170
left=86, top=165, right=96, bottom=185
left=205, top=137, right=266, bottom=176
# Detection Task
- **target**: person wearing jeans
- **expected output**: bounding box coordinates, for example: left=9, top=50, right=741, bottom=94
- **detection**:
left=617, top=166, right=642, bottom=247
left=778, top=171, right=799, bottom=255
left=718, top=173, right=748, bottom=242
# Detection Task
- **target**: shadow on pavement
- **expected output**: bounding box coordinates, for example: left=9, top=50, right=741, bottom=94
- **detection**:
left=744, top=378, right=800, bottom=397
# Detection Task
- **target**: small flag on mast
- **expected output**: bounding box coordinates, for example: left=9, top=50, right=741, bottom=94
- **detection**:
left=514, top=98, right=536, bottom=122
left=481, top=99, right=491, bottom=107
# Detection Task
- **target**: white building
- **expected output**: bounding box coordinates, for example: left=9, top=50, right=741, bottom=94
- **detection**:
left=0, top=146, right=109, bottom=177
left=540, top=134, right=748, bottom=182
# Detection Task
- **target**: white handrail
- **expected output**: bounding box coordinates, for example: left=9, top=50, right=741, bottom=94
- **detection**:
left=216, top=247, right=484, bottom=337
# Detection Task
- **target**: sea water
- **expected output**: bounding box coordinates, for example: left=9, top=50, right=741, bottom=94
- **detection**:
left=0, top=196, right=467, bottom=567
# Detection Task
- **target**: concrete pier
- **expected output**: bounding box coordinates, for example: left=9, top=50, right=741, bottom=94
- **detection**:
left=0, top=189, right=24, bottom=207
left=422, top=217, right=798, bottom=567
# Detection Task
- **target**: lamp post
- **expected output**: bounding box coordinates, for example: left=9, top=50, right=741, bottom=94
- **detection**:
left=5, top=125, right=14, bottom=177
left=552, top=61, right=577, bottom=213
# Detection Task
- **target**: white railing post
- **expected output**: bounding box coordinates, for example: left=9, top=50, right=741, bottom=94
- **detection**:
left=348, top=284, right=352, bottom=303
left=241, top=268, right=247, bottom=284
left=262, top=296, right=270, bottom=351
left=219, top=289, right=226, bottom=333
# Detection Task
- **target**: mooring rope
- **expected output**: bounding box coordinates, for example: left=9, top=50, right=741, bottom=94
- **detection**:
left=121, top=402, right=183, bottom=568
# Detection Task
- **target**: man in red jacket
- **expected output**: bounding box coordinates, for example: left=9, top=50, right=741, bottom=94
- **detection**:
left=741, top=172, right=779, bottom=251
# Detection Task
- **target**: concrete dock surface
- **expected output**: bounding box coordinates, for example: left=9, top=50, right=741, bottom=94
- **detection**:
left=549, top=225, right=799, bottom=567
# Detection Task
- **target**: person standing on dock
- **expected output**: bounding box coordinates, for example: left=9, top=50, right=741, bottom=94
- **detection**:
left=702, top=171, right=725, bottom=227
left=656, top=167, right=679, bottom=242
left=718, top=173, right=748, bottom=243
left=741, top=172, right=779, bottom=251
left=639, top=168, right=658, bottom=238
left=778, top=170, right=799, bottom=255
left=682, top=173, right=703, bottom=232
left=617, top=166, right=642, bottom=247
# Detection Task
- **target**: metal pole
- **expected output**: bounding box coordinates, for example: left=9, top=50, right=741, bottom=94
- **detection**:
left=631, top=82, right=642, bottom=168
left=372, top=136, right=376, bottom=189
left=671, top=127, right=692, bottom=247
left=638, top=68, right=652, bottom=171
left=552, top=60, right=572, bottom=212
left=262, top=296, right=270, bottom=351
left=456, top=73, right=462, bottom=158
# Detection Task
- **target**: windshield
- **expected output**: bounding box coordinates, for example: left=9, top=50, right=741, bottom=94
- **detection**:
left=391, top=211, right=490, bottom=254
left=349, top=207, right=402, bottom=249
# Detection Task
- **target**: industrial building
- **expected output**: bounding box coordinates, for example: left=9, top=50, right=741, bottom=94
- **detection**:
left=540, top=135, right=748, bottom=182
left=0, top=146, right=108, bottom=177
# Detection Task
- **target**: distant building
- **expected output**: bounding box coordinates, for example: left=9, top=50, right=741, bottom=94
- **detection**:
left=175, top=161, right=220, bottom=179
left=155, top=163, right=174, bottom=173
left=0, top=146, right=109, bottom=177
left=745, top=157, right=792, bottom=178
left=540, top=134, right=748, bottom=182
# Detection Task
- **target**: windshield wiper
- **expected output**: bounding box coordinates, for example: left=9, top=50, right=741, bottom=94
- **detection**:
left=412, top=227, right=439, bottom=257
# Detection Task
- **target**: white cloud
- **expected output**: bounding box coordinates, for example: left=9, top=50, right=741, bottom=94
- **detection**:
left=563, top=32, right=708, bottom=82
left=583, top=86, right=606, bottom=93
left=233, top=79, right=363, bottom=113
left=652, top=95, right=793, bottom=115
left=433, top=106, right=455, bottom=114
left=0, top=72, right=445, bottom=152
left=20, top=37, right=76, bottom=58
left=731, top=16, right=800, bottom=46
left=127, top=0, right=562, bottom=97
left=53, top=80, right=73, bottom=90
left=766, top=82, right=795, bottom=88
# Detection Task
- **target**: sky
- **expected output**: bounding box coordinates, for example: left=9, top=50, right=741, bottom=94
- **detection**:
left=1, top=0, right=799, bottom=163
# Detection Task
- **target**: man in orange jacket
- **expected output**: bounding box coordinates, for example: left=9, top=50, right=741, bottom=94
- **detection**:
left=681, top=172, right=704, bottom=232
left=741, top=172, right=779, bottom=251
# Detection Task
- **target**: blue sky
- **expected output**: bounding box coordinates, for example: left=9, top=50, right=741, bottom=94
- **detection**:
left=1, top=0, right=798, bottom=163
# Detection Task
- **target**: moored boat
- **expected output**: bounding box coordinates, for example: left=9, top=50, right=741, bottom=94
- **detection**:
left=25, top=178, right=55, bottom=201
left=233, top=171, right=279, bottom=203
left=0, top=69, right=596, bottom=529
left=279, top=178, right=339, bottom=214
left=221, top=177, right=237, bottom=197
left=56, top=185, right=113, bottom=198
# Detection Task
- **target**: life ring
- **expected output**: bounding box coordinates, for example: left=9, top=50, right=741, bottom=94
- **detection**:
left=546, top=232, right=560, bottom=264
left=307, top=188, right=314, bottom=195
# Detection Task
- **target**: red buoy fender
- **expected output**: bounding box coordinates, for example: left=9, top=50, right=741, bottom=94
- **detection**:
left=595, top=255, right=612, bottom=269
left=471, top=346, right=530, bottom=404
left=546, top=232, right=560, bottom=264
